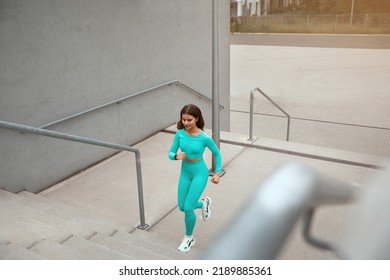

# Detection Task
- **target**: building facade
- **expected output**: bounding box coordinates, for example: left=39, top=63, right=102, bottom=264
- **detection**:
left=231, top=0, right=303, bottom=16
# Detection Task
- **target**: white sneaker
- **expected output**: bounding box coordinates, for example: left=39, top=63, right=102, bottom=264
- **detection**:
left=178, top=236, right=196, bottom=253
left=201, top=197, right=212, bottom=221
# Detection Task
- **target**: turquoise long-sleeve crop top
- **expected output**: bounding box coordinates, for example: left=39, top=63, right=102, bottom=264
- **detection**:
left=168, top=129, right=222, bottom=172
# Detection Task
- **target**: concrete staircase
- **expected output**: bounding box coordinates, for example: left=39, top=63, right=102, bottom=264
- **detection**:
left=0, top=188, right=192, bottom=260
left=0, top=127, right=388, bottom=260
left=0, top=187, right=201, bottom=260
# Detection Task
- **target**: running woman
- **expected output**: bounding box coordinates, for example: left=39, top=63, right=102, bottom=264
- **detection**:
left=168, top=104, right=222, bottom=253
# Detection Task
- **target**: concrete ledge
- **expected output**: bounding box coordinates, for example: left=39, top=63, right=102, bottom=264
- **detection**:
left=250, top=137, right=388, bottom=169
left=89, top=233, right=167, bottom=259
left=164, top=124, right=388, bottom=169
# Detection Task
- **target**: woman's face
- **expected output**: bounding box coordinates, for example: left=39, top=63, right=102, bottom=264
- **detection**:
left=181, top=113, right=198, bottom=130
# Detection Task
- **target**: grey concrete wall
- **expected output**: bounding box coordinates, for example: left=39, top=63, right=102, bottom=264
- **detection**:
left=0, top=0, right=230, bottom=193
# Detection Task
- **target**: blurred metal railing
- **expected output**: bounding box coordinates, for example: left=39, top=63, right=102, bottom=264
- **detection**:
left=201, top=162, right=358, bottom=259
left=0, top=120, right=149, bottom=230
left=248, top=87, right=290, bottom=141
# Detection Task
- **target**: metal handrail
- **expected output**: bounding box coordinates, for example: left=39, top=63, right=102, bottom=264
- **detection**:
left=0, top=120, right=149, bottom=230
left=201, top=162, right=357, bottom=259
left=248, top=87, right=290, bottom=141
left=39, top=80, right=224, bottom=129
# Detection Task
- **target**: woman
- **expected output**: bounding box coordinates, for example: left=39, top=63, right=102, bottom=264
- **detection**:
left=168, top=104, right=222, bottom=253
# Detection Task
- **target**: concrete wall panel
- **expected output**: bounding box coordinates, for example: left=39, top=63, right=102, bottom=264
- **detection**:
left=0, top=0, right=230, bottom=193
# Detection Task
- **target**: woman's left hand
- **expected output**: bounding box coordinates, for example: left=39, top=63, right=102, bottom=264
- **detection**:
left=211, top=174, right=220, bottom=184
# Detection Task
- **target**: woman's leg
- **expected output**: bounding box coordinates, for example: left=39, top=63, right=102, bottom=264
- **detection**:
left=183, top=172, right=209, bottom=236
left=177, top=170, right=191, bottom=213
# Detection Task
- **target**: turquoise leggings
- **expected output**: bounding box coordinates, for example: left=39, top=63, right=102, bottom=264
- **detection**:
left=177, top=159, right=209, bottom=236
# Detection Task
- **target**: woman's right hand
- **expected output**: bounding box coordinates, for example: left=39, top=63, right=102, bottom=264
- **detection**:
left=175, top=152, right=186, bottom=160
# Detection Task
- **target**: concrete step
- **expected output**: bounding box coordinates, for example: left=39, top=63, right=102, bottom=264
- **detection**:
left=0, top=199, right=97, bottom=240
left=28, top=239, right=82, bottom=260
left=0, top=241, right=47, bottom=260
left=0, top=203, right=74, bottom=247
left=0, top=188, right=173, bottom=260
left=89, top=233, right=168, bottom=260
left=29, top=237, right=132, bottom=260
left=62, top=236, right=133, bottom=259
left=112, top=230, right=197, bottom=260
left=39, top=153, right=149, bottom=231
left=16, top=190, right=134, bottom=234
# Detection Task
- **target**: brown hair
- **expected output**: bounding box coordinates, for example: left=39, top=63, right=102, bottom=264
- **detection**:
left=177, top=104, right=205, bottom=130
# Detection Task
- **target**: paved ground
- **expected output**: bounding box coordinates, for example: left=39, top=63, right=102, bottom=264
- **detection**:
left=230, top=34, right=390, bottom=157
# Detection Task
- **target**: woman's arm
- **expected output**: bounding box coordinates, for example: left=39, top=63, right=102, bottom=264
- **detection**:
left=205, top=135, right=222, bottom=173
left=168, top=132, right=180, bottom=160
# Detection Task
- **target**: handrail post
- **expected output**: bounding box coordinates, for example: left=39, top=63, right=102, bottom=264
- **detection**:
left=286, top=115, right=290, bottom=141
left=209, top=0, right=225, bottom=178
left=135, top=151, right=149, bottom=230
left=212, top=0, right=220, bottom=173
left=248, top=87, right=290, bottom=142
left=248, top=89, right=255, bottom=141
